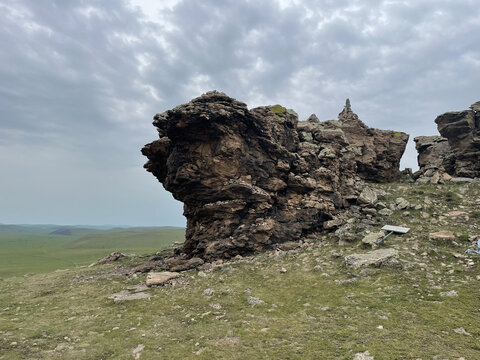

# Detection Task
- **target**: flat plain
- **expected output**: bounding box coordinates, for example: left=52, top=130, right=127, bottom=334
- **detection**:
left=0, top=226, right=185, bottom=278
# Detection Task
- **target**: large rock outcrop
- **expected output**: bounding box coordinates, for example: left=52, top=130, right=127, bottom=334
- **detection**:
left=142, top=92, right=363, bottom=259
left=435, top=102, right=480, bottom=178
left=305, top=102, right=409, bottom=182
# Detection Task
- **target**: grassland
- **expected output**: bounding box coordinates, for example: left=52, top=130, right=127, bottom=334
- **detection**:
left=0, top=226, right=185, bottom=278
left=1, top=181, right=480, bottom=359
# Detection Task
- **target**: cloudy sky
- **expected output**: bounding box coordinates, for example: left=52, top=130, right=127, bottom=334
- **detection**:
left=1, top=0, right=479, bottom=226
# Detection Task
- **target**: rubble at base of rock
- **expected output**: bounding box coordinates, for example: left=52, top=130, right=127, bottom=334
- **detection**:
left=142, top=92, right=408, bottom=260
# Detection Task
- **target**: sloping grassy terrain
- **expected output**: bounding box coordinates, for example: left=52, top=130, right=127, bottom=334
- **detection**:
left=0, top=227, right=185, bottom=278
left=1, top=181, right=480, bottom=359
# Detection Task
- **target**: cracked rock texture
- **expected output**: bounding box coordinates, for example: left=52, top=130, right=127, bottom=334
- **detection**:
left=304, top=106, right=409, bottom=182
left=142, top=92, right=410, bottom=260
left=434, top=101, right=480, bottom=178
left=415, top=101, right=480, bottom=180
left=142, top=92, right=364, bottom=259
left=413, top=136, right=455, bottom=178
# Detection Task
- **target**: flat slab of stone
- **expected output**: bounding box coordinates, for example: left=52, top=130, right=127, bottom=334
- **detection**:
left=345, top=248, right=399, bottom=269
left=450, top=177, right=474, bottom=183
left=447, top=211, right=469, bottom=222
left=146, top=271, right=181, bottom=286
left=108, top=291, right=151, bottom=304
left=429, top=230, right=456, bottom=243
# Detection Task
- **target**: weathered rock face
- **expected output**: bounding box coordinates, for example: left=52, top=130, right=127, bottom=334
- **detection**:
left=304, top=104, right=409, bottom=182
left=413, top=136, right=455, bottom=178
left=142, top=91, right=362, bottom=259
left=435, top=102, right=480, bottom=178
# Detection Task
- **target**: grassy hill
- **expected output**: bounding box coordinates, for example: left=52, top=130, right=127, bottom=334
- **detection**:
left=1, top=181, right=480, bottom=358
left=0, top=226, right=185, bottom=278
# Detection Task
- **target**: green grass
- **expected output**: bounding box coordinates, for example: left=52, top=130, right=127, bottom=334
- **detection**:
left=1, top=236, right=480, bottom=359
left=0, top=227, right=185, bottom=278
left=1, top=181, right=480, bottom=358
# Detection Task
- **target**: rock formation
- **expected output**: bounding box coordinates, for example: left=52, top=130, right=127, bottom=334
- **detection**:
left=435, top=102, right=480, bottom=178
left=304, top=100, right=409, bottom=182
left=142, top=91, right=363, bottom=259
left=413, top=136, right=455, bottom=180
left=414, top=101, right=480, bottom=181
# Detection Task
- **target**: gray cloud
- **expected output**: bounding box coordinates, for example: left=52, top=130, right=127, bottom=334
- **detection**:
left=0, top=0, right=479, bottom=225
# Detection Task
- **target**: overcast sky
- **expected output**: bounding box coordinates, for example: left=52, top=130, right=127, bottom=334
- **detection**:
left=1, top=0, right=479, bottom=226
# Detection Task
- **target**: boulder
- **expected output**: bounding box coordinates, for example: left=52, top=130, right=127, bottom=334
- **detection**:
left=344, top=248, right=399, bottom=268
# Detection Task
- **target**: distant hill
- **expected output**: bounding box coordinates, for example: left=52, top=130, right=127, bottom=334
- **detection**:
left=66, top=227, right=185, bottom=249
left=0, top=224, right=58, bottom=234
left=49, top=228, right=73, bottom=235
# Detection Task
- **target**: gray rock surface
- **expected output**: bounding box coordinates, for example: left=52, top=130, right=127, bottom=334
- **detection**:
left=145, top=271, right=181, bottom=286
left=304, top=104, right=409, bottom=183
left=434, top=102, right=480, bottom=178
left=361, top=231, right=385, bottom=247
left=354, top=351, right=374, bottom=360
left=440, top=290, right=459, bottom=297
left=358, top=187, right=378, bottom=207
left=413, top=136, right=455, bottom=180
left=429, top=231, right=456, bottom=244
left=345, top=248, right=399, bottom=268
left=247, top=296, right=266, bottom=305
left=108, top=291, right=151, bottom=304
left=203, top=288, right=215, bottom=297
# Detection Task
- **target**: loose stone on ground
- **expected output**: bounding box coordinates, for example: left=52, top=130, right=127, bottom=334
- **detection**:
left=345, top=249, right=399, bottom=269
left=146, top=271, right=182, bottom=286
left=108, top=291, right=151, bottom=304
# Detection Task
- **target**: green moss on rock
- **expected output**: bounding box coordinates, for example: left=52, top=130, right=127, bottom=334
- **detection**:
left=269, top=104, right=287, bottom=115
